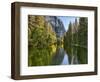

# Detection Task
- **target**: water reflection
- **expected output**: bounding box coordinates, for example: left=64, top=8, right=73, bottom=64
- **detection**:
left=51, top=48, right=67, bottom=65
left=65, top=45, right=87, bottom=64
left=28, top=44, right=87, bottom=66
left=61, top=52, right=69, bottom=65
left=51, top=47, right=79, bottom=65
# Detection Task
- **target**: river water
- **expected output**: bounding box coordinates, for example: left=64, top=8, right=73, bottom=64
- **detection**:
left=51, top=46, right=87, bottom=65
left=28, top=44, right=87, bottom=66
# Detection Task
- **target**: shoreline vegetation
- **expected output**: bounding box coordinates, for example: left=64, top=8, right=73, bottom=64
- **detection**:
left=28, top=15, right=88, bottom=66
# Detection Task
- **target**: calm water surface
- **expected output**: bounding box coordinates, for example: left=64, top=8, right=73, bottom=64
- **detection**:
left=51, top=47, right=79, bottom=65
left=28, top=44, right=87, bottom=66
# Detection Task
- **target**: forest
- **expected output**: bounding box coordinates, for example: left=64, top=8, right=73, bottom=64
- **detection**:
left=28, top=15, right=57, bottom=66
left=64, top=18, right=88, bottom=64
left=28, top=15, right=88, bottom=66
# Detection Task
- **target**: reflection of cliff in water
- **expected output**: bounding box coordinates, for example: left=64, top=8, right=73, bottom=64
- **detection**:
left=51, top=48, right=67, bottom=65
left=50, top=46, right=80, bottom=65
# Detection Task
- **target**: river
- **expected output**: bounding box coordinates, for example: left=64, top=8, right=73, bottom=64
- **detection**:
left=51, top=47, right=79, bottom=65
left=28, top=44, right=87, bottom=66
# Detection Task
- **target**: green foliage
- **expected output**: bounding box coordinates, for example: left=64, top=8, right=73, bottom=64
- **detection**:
left=28, top=47, right=55, bottom=66
left=78, top=18, right=88, bottom=46
left=28, top=15, right=57, bottom=66
left=64, top=17, right=88, bottom=64
left=28, top=15, right=88, bottom=66
left=28, top=15, right=57, bottom=48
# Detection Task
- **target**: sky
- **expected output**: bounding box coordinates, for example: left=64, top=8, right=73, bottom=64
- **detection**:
left=58, top=16, right=78, bottom=32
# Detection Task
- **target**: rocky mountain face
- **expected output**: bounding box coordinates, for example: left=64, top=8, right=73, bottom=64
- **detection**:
left=45, top=16, right=66, bottom=38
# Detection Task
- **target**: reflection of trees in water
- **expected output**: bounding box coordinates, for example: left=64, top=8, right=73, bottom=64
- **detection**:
left=28, top=38, right=87, bottom=66
left=64, top=46, right=78, bottom=64
left=51, top=47, right=65, bottom=65
left=64, top=44, right=87, bottom=64
left=28, top=45, right=57, bottom=66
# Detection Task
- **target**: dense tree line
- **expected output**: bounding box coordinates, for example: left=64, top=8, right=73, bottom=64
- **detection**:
left=28, top=15, right=57, bottom=48
left=28, top=15, right=57, bottom=66
left=64, top=17, right=88, bottom=64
